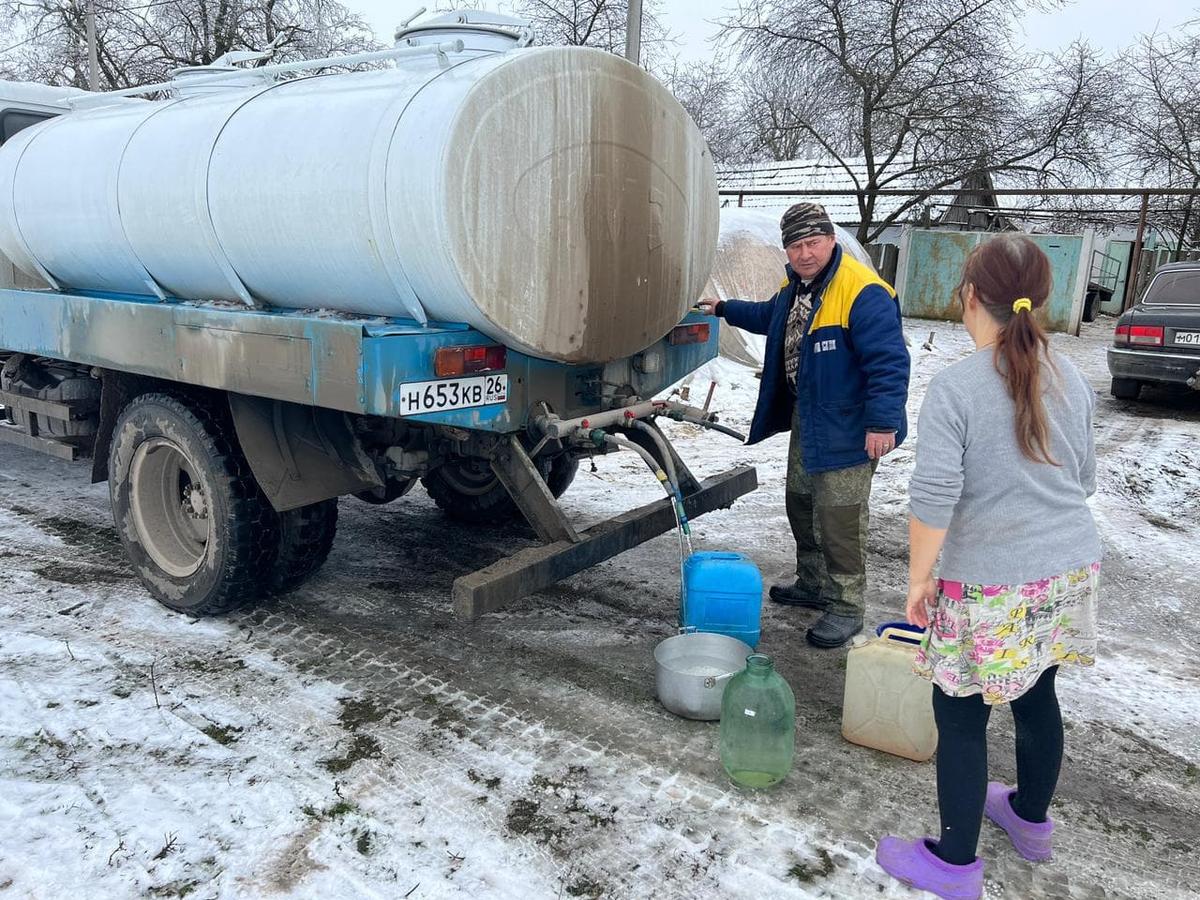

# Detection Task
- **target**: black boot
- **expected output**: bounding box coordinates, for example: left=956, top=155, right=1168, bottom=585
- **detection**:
left=806, top=612, right=863, bottom=648
left=768, top=581, right=829, bottom=609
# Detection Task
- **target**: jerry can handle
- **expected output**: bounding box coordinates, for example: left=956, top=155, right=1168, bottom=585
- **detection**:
left=878, top=626, right=925, bottom=647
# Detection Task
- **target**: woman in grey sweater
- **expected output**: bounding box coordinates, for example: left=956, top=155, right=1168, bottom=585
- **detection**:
left=876, top=235, right=1101, bottom=900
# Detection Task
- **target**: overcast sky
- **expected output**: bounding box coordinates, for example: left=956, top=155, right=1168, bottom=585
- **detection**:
left=348, top=1, right=1196, bottom=58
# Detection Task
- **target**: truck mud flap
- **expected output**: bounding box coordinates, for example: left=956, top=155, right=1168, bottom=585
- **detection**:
left=451, top=465, right=757, bottom=620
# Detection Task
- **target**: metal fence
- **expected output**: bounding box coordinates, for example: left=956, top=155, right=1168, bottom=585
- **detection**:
left=1129, top=248, right=1200, bottom=301
left=716, top=186, right=1200, bottom=311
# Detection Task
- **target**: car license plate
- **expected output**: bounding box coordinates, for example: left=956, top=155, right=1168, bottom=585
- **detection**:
left=398, top=374, right=508, bottom=415
left=1173, top=330, right=1200, bottom=347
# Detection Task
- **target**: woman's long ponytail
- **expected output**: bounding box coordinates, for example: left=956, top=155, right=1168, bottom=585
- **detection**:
left=961, top=236, right=1058, bottom=465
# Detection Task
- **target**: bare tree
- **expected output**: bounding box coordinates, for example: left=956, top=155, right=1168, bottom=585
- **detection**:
left=722, top=0, right=1121, bottom=243
left=658, top=56, right=749, bottom=163
left=1123, top=22, right=1200, bottom=252
left=1, top=0, right=378, bottom=90
left=505, top=0, right=673, bottom=63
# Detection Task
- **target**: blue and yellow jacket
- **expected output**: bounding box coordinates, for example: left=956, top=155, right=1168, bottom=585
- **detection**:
left=722, top=245, right=910, bottom=472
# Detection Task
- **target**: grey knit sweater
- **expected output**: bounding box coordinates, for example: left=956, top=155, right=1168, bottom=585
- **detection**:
left=909, top=348, right=1102, bottom=585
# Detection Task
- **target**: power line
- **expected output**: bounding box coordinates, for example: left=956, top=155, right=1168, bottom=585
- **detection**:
left=0, top=0, right=190, bottom=57
left=0, top=29, right=62, bottom=57
left=719, top=187, right=1200, bottom=197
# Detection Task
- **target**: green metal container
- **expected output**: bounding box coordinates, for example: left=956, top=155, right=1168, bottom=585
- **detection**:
left=719, top=654, right=795, bottom=789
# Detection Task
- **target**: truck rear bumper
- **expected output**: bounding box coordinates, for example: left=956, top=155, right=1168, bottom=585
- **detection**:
left=452, top=465, right=758, bottom=620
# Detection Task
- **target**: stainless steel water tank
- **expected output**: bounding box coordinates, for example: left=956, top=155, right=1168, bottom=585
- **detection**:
left=0, top=40, right=718, bottom=363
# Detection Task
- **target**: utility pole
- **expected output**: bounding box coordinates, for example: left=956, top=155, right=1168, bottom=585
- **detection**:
left=625, top=0, right=642, bottom=66
left=85, top=0, right=100, bottom=90
left=1124, top=191, right=1150, bottom=311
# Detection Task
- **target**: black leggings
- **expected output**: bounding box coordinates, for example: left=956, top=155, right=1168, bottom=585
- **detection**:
left=931, top=666, right=1063, bottom=865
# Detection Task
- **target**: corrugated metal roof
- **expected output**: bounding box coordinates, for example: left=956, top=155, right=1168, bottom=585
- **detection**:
left=716, top=158, right=920, bottom=225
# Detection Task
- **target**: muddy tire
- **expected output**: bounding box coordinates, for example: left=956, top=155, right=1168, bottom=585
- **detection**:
left=1110, top=377, right=1142, bottom=400
left=109, top=393, right=277, bottom=616
left=422, top=453, right=577, bottom=525
left=546, top=455, right=579, bottom=497
left=262, top=499, right=339, bottom=597
left=354, top=476, right=416, bottom=505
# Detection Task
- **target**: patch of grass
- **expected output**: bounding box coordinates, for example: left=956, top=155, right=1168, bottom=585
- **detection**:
left=564, top=794, right=616, bottom=829
left=302, top=800, right=356, bottom=821
left=788, top=848, right=836, bottom=883
left=531, top=765, right=587, bottom=793
left=179, top=656, right=248, bottom=675
left=505, top=798, right=565, bottom=846
left=356, top=830, right=372, bottom=855
left=147, top=880, right=200, bottom=898
left=467, top=769, right=501, bottom=790
left=338, top=696, right=387, bottom=732
left=1185, top=764, right=1197, bottom=779
left=112, top=687, right=132, bottom=699
left=319, top=734, right=382, bottom=774
left=201, top=724, right=243, bottom=746
left=419, top=694, right=469, bottom=739
left=45, top=701, right=60, bottom=709
left=565, top=875, right=608, bottom=898
left=25, top=729, right=68, bottom=754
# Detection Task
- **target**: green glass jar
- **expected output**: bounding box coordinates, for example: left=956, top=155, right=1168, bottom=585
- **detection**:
left=719, top=653, right=795, bottom=789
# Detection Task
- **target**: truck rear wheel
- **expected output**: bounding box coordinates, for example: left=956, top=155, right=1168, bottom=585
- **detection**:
left=262, top=499, right=339, bottom=597
left=422, top=453, right=578, bottom=525
left=109, top=393, right=277, bottom=615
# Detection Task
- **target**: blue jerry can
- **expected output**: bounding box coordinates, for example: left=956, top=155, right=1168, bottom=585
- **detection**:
left=681, top=551, right=763, bottom=649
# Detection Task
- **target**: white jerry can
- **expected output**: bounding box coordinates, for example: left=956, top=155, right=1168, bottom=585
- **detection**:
left=842, top=626, right=938, bottom=762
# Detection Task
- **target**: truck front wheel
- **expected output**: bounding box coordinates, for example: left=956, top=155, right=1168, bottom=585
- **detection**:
left=109, top=393, right=277, bottom=615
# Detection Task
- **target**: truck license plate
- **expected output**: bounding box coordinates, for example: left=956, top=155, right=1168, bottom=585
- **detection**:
left=1173, top=330, right=1200, bottom=346
left=398, top=375, right=508, bottom=415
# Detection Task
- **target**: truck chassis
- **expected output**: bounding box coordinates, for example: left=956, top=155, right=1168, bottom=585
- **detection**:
left=0, top=287, right=756, bottom=618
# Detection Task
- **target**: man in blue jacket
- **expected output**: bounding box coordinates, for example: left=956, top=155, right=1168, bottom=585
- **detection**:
left=699, top=203, right=910, bottom=647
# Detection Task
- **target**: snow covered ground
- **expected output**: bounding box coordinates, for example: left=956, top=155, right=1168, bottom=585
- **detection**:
left=1, top=318, right=1197, bottom=899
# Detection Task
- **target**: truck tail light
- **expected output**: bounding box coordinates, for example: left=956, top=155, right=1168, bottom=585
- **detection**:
left=669, top=323, right=711, bottom=345
left=434, top=344, right=507, bottom=377
left=1128, top=325, right=1164, bottom=347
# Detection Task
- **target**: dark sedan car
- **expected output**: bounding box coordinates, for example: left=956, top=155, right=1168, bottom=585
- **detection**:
left=1107, top=261, right=1200, bottom=400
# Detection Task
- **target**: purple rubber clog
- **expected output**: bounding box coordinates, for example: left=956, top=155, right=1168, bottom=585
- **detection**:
left=876, top=836, right=984, bottom=900
left=984, top=782, right=1054, bottom=862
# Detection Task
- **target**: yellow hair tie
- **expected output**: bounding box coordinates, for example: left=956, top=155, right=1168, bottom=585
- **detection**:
left=1012, top=297, right=1033, bottom=314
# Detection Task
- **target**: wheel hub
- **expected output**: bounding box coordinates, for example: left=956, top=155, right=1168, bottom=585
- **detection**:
left=181, top=483, right=209, bottom=520
left=128, top=437, right=211, bottom=578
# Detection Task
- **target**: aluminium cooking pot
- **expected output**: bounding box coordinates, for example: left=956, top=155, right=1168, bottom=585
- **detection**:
left=654, top=632, right=753, bottom=721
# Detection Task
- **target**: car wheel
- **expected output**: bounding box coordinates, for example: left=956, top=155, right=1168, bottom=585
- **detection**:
left=1110, top=377, right=1142, bottom=400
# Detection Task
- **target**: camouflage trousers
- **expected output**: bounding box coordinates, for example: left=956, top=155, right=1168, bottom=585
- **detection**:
left=786, top=413, right=877, bottom=618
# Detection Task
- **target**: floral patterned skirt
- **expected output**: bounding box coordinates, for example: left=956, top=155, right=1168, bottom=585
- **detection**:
left=913, top=562, right=1100, bottom=705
